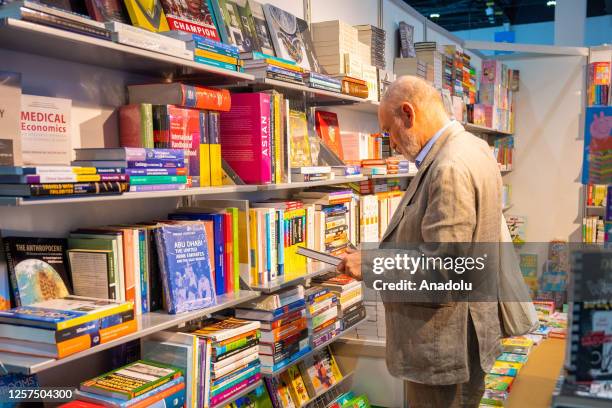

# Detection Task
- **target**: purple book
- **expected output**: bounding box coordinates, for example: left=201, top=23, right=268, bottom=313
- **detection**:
left=128, top=183, right=187, bottom=193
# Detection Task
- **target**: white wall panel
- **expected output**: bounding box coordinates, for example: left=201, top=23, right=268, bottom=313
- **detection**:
left=383, top=0, right=426, bottom=74
left=311, top=0, right=378, bottom=26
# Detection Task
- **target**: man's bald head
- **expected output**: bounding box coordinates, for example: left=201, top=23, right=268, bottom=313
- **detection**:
left=377, top=75, right=450, bottom=161
left=381, top=75, right=446, bottom=118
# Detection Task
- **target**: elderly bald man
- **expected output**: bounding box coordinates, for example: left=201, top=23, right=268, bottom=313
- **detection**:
left=338, top=76, right=503, bottom=408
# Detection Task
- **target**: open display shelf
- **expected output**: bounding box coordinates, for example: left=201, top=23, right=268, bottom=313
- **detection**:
left=1, top=290, right=260, bottom=375
left=302, top=371, right=354, bottom=407
left=250, top=262, right=335, bottom=293
left=258, top=176, right=368, bottom=191
left=260, top=317, right=367, bottom=377
left=0, top=18, right=254, bottom=84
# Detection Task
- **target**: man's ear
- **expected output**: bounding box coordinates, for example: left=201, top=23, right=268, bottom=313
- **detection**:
left=401, top=102, right=414, bottom=129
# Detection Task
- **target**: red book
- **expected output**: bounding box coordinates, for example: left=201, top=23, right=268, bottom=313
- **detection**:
left=223, top=212, right=234, bottom=294
left=160, top=0, right=221, bottom=41
left=128, top=83, right=231, bottom=111
left=59, top=401, right=105, bottom=408
left=119, top=104, right=153, bottom=148
left=315, top=111, right=343, bottom=160
left=220, top=93, right=272, bottom=184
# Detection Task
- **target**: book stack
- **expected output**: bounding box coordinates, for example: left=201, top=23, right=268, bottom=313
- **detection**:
left=334, top=75, right=369, bottom=99
left=394, top=58, right=427, bottom=79
left=354, top=25, right=386, bottom=70
left=311, top=20, right=360, bottom=76
left=0, top=1, right=112, bottom=40
left=414, top=42, right=443, bottom=90
left=493, top=136, right=513, bottom=171
left=296, top=188, right=354, bottom=256
left=105, top=21, right=193, bottom=60
left=291, top=166, right=333, bottom=182
left=478, top=60, right=517, bottom=132
left=313, top=273, right=364, bottom=331
left=303, top=72, right=343, bottom=93
left=0, top=165, right=129, bottom=199
left=72, top=360, right=185, bottom=407
left=73, top=148, right=188, bottom=193
left=587, top=62, right=610, bottom=106
left=235, top=287, right=310, bottom=373
left=193, top=317, right=262, bottom=407
left=242, top=52, right=305, bottom=84
left=164, top=32, right=242, bottom=71
left=0, top=296, right=135, bottom=359
left=360, top=159, right=387, bottom=176
left=385, top=157, right=413, bottom=175
left=304, top=286, right=340, bottom=348
left=127, top=83, right=232, bottom=187
left=248, top=200, right=309, bottom=284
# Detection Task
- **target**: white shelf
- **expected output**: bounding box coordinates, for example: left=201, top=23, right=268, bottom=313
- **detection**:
left=0, top=185, right=258, bottom=206
left=464, top=123, right=513, bottom=136
left=210, top=379, right=263, bottom=408
left=0, top=18, right=254, bottom=84
left=1, top=290, right=260, bottom=375
left=335, top=100, right=380, bottom=114
left=256, top=78, right=366, bottom=105
left=336, top=336, right=386, bottom=348
left=260, top=317, right=366, bottom=377
left=258, top=176, right=368, bottom=191
left=249, top=262, right=334, bottom=293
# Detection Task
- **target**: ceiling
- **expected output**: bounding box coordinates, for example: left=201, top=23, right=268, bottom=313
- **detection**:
left=407, top=0, right=612, bottom=31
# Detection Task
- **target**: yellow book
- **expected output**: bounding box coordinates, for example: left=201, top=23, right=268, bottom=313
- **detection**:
left=273, top=94, right=282, bottom=184
left=492, top=361, right=523, bottom=371
left=123, top=0, right=169, bottom=32
left=71, top=167, right=98, bottom=175
left=265, top=58, right=304, bottom=73
left=194, top=49, right=239, bottom=65
left=327, top=348, right=344, bottom=382
left=282, top=365, right=310, bottom=406
left=249, top=209, right=258, bottom=285
left=501, top=337, right=534, bottom=348
left=199, top=144, right=211, bottom=187
left=208, top=112, right=223, bottom=186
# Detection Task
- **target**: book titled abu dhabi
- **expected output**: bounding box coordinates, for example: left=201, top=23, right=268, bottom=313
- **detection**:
left=155, top=222, right=216, bottom=314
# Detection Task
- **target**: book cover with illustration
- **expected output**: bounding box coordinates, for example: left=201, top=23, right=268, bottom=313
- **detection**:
left=160, top=0, right=221, bottom=41
left=232, top=383, right=273, bottom=408
left=85, top=0, right=130, bottom=22
left=211, top=0, right=257, bottom=53
left=124, top=0, right=170, bottom=32
left=248, top=0, right=275, bottom=56
left=582, top=106, right=612, bottom=184
left=155, top=222, right=216, bottom=314
left=288, top=109, right=312, bottom=168
left=3, top=237, right=72, bottom=307
left=262, top=3, right=321, bottom=72
left=315, top=111, right=343, bottom=161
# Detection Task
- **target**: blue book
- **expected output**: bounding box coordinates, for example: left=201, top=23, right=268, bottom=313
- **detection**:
left=265, top=211, right=271, bottom=281
left=0, top=166, right=24, bottom=175
left=75, top=377, right=185, bottom=408
left=168, top=213, right=226, bottom=296
left=276, top=210, right=284, bottom=277
left=155, top=223, right=216, bottom=314
left=194, top=40, right=240, bottom=58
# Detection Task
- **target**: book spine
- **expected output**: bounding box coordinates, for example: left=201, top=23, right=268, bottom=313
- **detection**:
left=128, top=183, right=186, bottom=192
left=181, top=84, right=232, bottom=111
left=208, top=112, right=223, bottom=186
left=153, top=105, right=170, bottom=148
left=213, top=338, right=259, bottom=361
left=20, top=8, right=111, bottom=40
left=209, top=373, right=261, bottom=406
left=229, top=208, right=240, bottom=293
left=22, top=174, right=128, bottom=183
left=128, top=175, right=187, bottom=185
left=223, top=213, right=234, bottom=294
left=194, top=40, right=239, bottom=58
left=125, top=168, right=186, bottom=176
left=24, top=182, right=127, bottom=197
left=193, top=56, right=239, bottom=72
left=198, top=111, right=211, bottom=187
left=214, top=215, right=226, bottom=296
left=194, top=48, right=239, bottom=65
left=125, top=159, right=185, bottom=169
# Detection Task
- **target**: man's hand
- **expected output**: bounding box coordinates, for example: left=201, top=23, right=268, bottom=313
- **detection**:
left=337, top=248, right=362, bottom=280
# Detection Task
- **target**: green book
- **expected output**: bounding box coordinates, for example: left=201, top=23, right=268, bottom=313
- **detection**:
left=80, top=360, right=182, bottom=401
left=128, top=175, right=188, bottom=185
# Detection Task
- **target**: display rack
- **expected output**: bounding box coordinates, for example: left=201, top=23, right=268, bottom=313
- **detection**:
left=210, top=380, right=264, bottom=408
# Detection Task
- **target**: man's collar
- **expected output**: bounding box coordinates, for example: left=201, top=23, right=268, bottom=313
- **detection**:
left=414, top=119, right=455, bottom=168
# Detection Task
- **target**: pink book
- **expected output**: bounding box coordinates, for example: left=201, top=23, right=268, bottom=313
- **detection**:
left=209, top=373, right=262, bottom=406
left=220, top=93, right=271, bottom=184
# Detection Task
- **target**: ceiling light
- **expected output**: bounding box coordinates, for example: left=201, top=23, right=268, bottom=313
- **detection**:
left=430, top=13, right=440, bottom=18
left=547, top=0, right=556, bottom=6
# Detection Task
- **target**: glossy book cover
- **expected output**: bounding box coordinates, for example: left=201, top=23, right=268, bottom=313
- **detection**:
left=155, top=222, right=216, bottom=314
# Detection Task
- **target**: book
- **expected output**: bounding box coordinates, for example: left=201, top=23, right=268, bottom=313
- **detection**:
left=155, top=222, right=216, bottom=314
left=85, top=0, right=130, bottom=23
left=231, top=383, right=273, bottom=408
left=74, top=148, right=184, bottom=162
left=288, top=109, right=312, bottom=168
left=68, top=249, right=119, bottom=300
left=220, top=93, right=272, bottom=184
left=0, top=233, right=11, bottom=310
left=0, top=71, right=21, bottom=167
left=315, top=111, right=343, bottom=160
left=194, top=317, right=260, bottom=342
left=210, top=0, right=257, bottom=53
left=119, top=104, right=154, bottom=148
left=3, top=237, right=71, bottom=306
left=0, top=181, right=129, bottom=197
left=484, top=374, right=514, bottom=392
left=128, top=83, right=231, bottom=111
left=248, top=0, right=275, bottom=56
left=75, top=379, right=185, bottom=408
left=159, top=0, right=221, bottom=41
left=0, top=295, right=133, bottom=330
left=298, top=346, right=339, bottom=396
left=80, top=360, right=182, bottom=400
left=238, top=286, right=305, bottom=311
left=20, top=94, right=72, bottom=166
left=264, top=376, right=296, bottom=408
left=262, top=4, right=320, bottom=72
left=123, top=0, right=169, bottom=32
left=398, top=22, right=416, bottom=58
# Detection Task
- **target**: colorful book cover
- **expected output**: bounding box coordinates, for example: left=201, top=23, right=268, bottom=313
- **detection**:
left=160, top=0, right=221, bottom=41
left=232, top=384, right=273, bottom=408
left=282, top=365, right=310, bottom=406
left=85, top=0, right=130, bottom=23
left=3, top=237, right=71, bottom=306
left=193, top=317, right=259, bottom=342
left=207, top=111, right=223, bottom=186
left=220, top=93, right=271, bottom=184
left=582, top=106, right=612, bottom=184
left=124, top=0, right=170, bottom=32
left=315, top=111, right=343, bottom=160
left=20, top=94, right=72, bottom=166
left=198, top=107, right=212, bottom=187
left=0, top=233, right=12, bottom=310
left=248, top=0, right=275, bottom=56
left=289, top=109, right=312, bottom=168
left=484, top=374, right=514, bottom=392
left=0, top=71, right=21, bottom=167
left=165, top=106, right=201, bottom=187
left=262, top=3, right=321, bottom=72
left=154, top=222, right=216, bottom=314
left=212, top=0, right=257, bottom=53
left=78, top=376, right=184, bottom=405
left=264, top=376, right=296, bottom=408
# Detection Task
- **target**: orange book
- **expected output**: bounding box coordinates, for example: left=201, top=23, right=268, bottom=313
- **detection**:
left=120, top=229, right=136, bottom=309
left=260, top=318, right=307, bottom=343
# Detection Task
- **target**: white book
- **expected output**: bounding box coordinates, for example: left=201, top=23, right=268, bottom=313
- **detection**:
left=20, top=95, right=72, bottom=165
left=212, top=346, right=258, bottom=371
left=211, top=352, right=259, bottom=378
left=0, top=72, right=21, bottom=167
